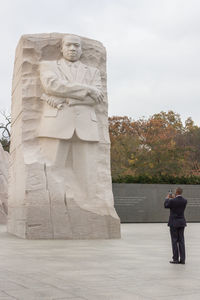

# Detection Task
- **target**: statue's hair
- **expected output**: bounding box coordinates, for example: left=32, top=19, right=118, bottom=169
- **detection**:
left=61, top=35, right=82, bottom=47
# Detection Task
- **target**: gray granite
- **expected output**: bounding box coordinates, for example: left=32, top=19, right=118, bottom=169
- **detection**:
left=113, top=183, right=200, bottom=222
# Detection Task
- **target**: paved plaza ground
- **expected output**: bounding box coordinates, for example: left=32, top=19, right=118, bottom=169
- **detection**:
left=0, top=223, right=199, bottom=300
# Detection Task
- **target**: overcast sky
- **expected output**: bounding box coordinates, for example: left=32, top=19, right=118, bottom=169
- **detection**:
left=0, top=0, right=200, bottom=125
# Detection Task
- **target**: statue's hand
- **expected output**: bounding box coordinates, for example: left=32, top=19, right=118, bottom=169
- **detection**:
left=88, top=88, right=104, bottom=104
left=47, top=97, right=65, bottom=109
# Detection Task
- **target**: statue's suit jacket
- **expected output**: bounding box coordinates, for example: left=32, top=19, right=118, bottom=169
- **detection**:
left=164, top=196, right=187, bottom=227
left=38, top=58, right=102, bottom=142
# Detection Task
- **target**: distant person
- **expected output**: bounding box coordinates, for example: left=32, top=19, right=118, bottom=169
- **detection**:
left=164, top=187, right=187, bottom=264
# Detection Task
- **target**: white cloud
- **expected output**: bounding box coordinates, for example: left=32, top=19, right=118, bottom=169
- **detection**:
left=0, top=0, right=200, bottom=125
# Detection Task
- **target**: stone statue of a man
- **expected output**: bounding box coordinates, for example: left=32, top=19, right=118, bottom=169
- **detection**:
left=8, top=33, right=120, bottom=239
left=38, top=34, right=105, bottom=204
left=38, top=35, right=104, bottom=165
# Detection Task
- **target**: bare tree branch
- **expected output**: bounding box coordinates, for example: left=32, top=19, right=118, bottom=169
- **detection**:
left=0, top=110, right=11, bottom=138
left=0, top=110, right=11, bottom=152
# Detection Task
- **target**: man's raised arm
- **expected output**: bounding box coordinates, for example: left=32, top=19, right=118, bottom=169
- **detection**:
left=164, top=197, right=173, bottom=209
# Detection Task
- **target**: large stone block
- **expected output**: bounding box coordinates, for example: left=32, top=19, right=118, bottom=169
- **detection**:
left=0, top=144, right=9, bottom=224
left=8, top=33, right=120, bottom=239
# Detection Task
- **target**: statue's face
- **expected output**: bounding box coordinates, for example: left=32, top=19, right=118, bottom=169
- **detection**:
left=61, top=36, right=82, bottom=62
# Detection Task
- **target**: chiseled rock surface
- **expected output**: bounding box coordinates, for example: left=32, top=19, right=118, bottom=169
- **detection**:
left=0, top=143, right=9, bottom=224
left=8, top=33, right=121, bottom=239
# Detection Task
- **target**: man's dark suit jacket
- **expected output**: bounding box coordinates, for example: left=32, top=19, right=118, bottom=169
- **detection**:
left=164, top=196, right=187, bottom=227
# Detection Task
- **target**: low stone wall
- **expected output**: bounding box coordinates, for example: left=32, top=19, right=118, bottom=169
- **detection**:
left=113, top=183, right=200, bottom=223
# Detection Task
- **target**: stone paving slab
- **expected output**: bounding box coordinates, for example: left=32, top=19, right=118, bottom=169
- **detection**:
left=0, top=223, right=199, bottom=299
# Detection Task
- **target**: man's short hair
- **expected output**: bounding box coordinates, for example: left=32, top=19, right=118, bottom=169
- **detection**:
left=176, top=187, right=183, bottom=195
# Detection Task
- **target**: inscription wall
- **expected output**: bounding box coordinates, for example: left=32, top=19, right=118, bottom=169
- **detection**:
left=113, top=184, right=200, bottom=223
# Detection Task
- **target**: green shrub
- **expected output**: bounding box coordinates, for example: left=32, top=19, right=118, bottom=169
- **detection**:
left=112, top=175, right=200, bottom=184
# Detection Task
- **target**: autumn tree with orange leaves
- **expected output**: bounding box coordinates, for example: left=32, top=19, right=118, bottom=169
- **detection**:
left=109, top=111, right=200, bottom=180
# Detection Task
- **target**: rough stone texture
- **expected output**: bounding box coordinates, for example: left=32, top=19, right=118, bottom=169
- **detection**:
left=8, top=33, right=120, bottom=239
left=0, top=144, right=9, bottom=224
left=113, top=183, right=200, bottom=223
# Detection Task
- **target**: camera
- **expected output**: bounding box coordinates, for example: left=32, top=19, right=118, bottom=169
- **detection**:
left=168, top=189, right=173, bottom=197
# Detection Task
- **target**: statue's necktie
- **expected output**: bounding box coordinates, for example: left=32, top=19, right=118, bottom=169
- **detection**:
left=69, top=63, right=77, bottom=79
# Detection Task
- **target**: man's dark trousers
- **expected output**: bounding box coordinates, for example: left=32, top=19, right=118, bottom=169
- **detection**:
left=170, top=226, right=185, bottom=262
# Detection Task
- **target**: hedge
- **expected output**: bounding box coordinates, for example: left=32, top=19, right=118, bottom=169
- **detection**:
left=112, top=175, right=200, bottom=184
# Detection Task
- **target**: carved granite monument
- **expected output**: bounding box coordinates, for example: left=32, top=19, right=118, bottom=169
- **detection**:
left=8, top=33, right=121, bottom=239
left=0, top=144, right=9, bottom=223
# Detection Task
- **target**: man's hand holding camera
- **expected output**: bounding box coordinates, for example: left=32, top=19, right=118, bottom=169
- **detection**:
left=166, top=189, right=175, bottom=199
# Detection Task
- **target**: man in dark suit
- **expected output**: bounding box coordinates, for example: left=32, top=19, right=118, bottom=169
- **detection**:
left=164, top=187, right=187, bottom=264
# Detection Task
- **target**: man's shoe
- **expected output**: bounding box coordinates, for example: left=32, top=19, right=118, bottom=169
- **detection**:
left=169, top=260, right=179, bottom=264
left=178, top=261, right=185, bottom=264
